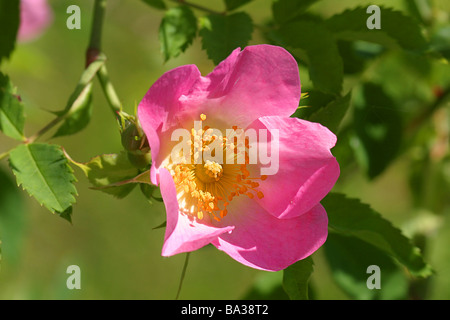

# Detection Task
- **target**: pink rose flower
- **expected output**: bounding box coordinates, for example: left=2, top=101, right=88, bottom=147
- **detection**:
left=18, top=0, right=53, bottom=42
left=138, top=45, right=340, bottom=271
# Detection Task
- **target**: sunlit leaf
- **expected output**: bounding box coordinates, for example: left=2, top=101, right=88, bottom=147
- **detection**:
left=200, top=12, right=253, bottom=65
left=242, top=271, right=288, bottom=300
left=282, top=256, right=314, bottom=300
left=0, top=73, right=25, bottom=141
left=325, top=7, right=428, bottom=51
left=294, top=90, right=336, bottom=119
left=323, top=193, right=433, bottom=278
left=278, top=20, right=343, bottom=95
left=52, top=57, right=105, bottom=137
left=159, top=6, right=197, bottom=62
left=272, top=0, right=319, bottom=24
left=53, top=83, right=93, bottom=138
left=324, top=233, right=409, bottom=299
left=9, top=143, right=78, bottom=215
left=308, top=92, right=351, bottom=134
left=68, top=152, right=139, bottom=199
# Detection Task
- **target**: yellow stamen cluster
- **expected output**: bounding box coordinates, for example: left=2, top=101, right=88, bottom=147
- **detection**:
left=167, top=113, right=266, bottom=221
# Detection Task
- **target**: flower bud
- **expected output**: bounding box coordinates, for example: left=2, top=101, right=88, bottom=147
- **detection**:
left=127, top=151, right=152, bottom=169
left=121, top=122, right=151, bottom=168
left=121, top=123, right=142, bottom=153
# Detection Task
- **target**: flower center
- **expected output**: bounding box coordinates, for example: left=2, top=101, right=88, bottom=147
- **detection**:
left=196, top=160, right=223, bottom=183
left=166, top=113, right=266, bottom=221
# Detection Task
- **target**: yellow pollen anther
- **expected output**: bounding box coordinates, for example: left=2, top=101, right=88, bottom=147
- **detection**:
left=204, top=160, right=223, bottom=180
left=167, top=115, right=267, bottom=222
left=220, top=209, right=228, bottom=218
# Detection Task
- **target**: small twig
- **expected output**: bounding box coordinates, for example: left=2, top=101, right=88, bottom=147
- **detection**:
left=406, top=87, right=450, bottom=135
left=25, top=116, right=65, bottom=144
left=0, top=149, right=12, bottom=161
left=175, top=252, right=191, bottom=300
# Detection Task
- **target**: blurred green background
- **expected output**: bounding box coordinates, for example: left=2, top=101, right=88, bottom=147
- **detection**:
left=0, top=0, right=449, bottom=299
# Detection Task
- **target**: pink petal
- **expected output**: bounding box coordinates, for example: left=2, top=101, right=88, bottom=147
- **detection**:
left=212, top=200, right=328, bottom=271
left=249, top=116, right=339, bottom=219
left=18, top=0, right=53, bottom=42
left=138, top=46, right=301, bottom=184
left=183, top=44, right=302, bottom=129
left=137, top=65, right=201, bottom=185
left=159, top=169, right=234, bottom=256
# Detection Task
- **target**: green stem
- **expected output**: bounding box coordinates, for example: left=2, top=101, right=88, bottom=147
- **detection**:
left=89, top=0, right=107, bottom=52
left=170, top=0, right=225, bottom=15
left=0, top=149, right=11, bottom=161
left=175, top=252, right=191, bottom=300
left=97, top=64, right=121, bottom=116
left=26, top=115, right=66, bottom=144
left=87, top=0, right=122, bottom=119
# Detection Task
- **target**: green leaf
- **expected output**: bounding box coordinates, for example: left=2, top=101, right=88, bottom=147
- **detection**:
left=324, top=234, right=408, bottom=300
left=200, top=12, right=253, bottom=65
left=68, top=152, right=140, bottom=199
left=282, top=256, right=314, bottom=300
left=294, top=90, right=336, bottom=119
left=403, top=0, right=432, bottom=25
left=429, top=26, right=450, bottom=60
left=51, top=57, right=105, bottom=137
left=0, top=73, right=25, bottom=141
left=9, top=143, right=78, bottom=215
left=87, top=169, right=152, bottom=188
left=352, top=82, right=402, bottom=179
left=140, top=183, right=158, bottom=203
left=58, top=206, right=73, bottom=224
left=337, top=40, right=367, bottom=74
left=272, top=0, right=319, bottom=24
left=325, top=7, right=428, bottom=52
left=322, top=193, right=433, bottom=278
left=53, top=82, right=93, bottom=138
left=242, top=271, right=289, bottom=300
left=308, top=92, right=351, bottom=134
left=224, top=0, right=253, bottom=11
left=329, top=126, right=355, bottom=171
left=159, top=6, right=198, bottom=62
left=0, top=0, right=20, bottom=64
left=278, top=20, right=343, bottom=95
left=142, top=0, right=166, bottom=10
left=0, top=165, right=26, bottom=266
left=152, top=220, right=167, bottom=230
